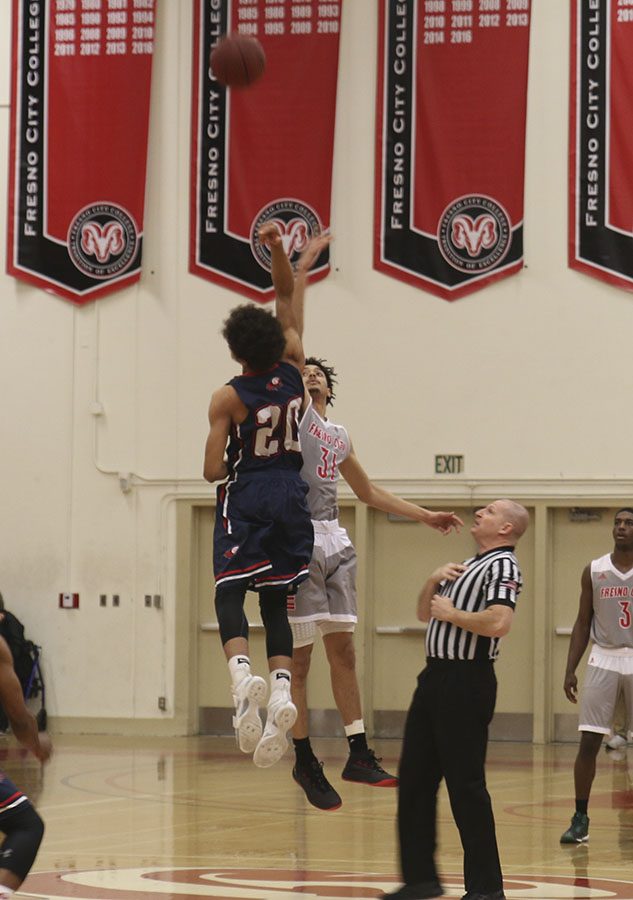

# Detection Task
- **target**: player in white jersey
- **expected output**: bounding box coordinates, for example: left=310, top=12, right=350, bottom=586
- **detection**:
left=288, top=356, right=463, bottom=810
left=560, top=507, right=633, bottom=844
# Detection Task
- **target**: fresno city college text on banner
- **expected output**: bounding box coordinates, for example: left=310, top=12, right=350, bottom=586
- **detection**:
left=190, top=0, right=341, bottom=302
left=7, top=0, right=155, bottom=304
left=375, top=0, right=531, bottom=301
left=570, top=0, right=633, bottom=291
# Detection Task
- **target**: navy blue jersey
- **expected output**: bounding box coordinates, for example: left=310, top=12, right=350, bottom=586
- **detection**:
left=226, top=361, right=304, bottom=477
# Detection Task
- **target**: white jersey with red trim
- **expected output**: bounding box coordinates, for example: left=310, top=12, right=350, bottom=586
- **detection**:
left=298, top=404, right=351, bottom=522
left=590, top=553, right=633, bottom=649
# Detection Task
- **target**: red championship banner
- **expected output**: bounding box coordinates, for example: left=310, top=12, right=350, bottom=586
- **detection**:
left=374, top=0, right=531, bottom=301
left=7, top=0, right=155, bottom=304
left=570, top=0, right=633, bottom=290
left=190, top=0, right=341, bottom=302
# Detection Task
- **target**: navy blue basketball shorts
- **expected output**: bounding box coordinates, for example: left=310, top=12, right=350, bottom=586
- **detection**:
left=0, top=772, right=30, bottom=823
left=214, top=473, right=314, bottom=592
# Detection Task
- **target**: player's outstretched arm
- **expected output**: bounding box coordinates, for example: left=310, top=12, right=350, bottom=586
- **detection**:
left=563, top=564, right=594, bottom=703
left=339, top=449, right=463, bottom=533
left=258, top=223, right=304, bottom=368
left=260, top=222, right=294, bottom=309
left=291, top=232, right=332, bottom=338
left=203, top=387, right=234, bottom=483
left=0, top=637, right=51, bottom=763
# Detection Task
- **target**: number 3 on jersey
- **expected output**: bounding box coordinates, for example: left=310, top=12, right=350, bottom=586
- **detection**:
left=254, top=398, right=302, bottom=457
left=317, top=445, right=338, bottom=481
left=619, top=599, right=632, bottom=629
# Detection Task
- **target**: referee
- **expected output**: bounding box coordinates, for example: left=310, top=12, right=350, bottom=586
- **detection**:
left=385, top=500, right=529, bottom=900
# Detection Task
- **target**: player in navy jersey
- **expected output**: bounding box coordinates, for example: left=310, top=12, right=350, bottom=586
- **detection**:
left=0, top=633, right=51, bottom=900
left=203, top=224, right=329, bottom=769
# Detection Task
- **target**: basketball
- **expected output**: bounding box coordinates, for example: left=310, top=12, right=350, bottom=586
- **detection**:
left=210, top=35, right=266, bottom=88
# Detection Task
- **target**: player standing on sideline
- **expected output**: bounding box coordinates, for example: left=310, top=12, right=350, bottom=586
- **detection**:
left=560, top=507, right=633, bottom=844
left=203, top=223, right=324, bottom=769
left=385, top=500, right=528, bottom=900
left=604, top=690, right=630, bottom=752
left=267, top=238, right=463, bottom=810
left=0, top=634, right=51, bottom=900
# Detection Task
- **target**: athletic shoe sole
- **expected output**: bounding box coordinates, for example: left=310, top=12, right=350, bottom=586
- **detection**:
left=252, top=702, right=297, bottom=768
left=233, top=676, right=267, bottom=754
left=342, top=773, right=398, bottom=787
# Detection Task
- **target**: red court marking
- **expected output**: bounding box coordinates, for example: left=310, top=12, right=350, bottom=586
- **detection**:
left=22, top=868, right=633, bottom=900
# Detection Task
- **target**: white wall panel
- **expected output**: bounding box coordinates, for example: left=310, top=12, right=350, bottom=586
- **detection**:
left=0, top=1, right=632, bottom=725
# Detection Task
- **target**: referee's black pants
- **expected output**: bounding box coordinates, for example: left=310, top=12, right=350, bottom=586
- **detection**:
left=397, top=658, right=502, bottom=897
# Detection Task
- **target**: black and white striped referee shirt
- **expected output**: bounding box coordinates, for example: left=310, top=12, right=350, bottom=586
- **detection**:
left=425, top=546, right=522, bottom=661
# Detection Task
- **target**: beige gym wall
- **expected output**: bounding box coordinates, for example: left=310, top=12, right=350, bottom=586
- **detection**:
left=0, top=0, right=632, bottom=731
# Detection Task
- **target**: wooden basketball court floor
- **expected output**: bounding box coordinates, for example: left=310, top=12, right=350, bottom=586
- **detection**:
left=3, top=734, right=632, bottom=899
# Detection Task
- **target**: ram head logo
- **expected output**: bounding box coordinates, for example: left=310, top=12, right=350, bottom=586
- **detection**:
left=80, top=220, right=125, bottom=263
left=450, top=214, right=498, bottom=258
left=268, top=218, right=310, bottom=257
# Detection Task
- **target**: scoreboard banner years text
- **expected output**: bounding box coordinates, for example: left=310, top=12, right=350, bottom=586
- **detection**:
left=190, top=0, right=341, bottom=302
left=375, top=0, right=531, bottom=301
left=7, top=0, right=156, bottom=303
left=570, top=0, right=633, bottom=291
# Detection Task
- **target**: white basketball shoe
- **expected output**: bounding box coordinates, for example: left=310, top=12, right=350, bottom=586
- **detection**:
left=253, top=677, right=297, bottom=768
left=232, top=674, right=268, bottom=754
left=606, top=731, right=627, bottom=751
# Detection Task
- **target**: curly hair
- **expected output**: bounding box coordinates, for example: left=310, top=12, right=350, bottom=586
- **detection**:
left=304, top=356, right=337, bottom=406
left=222, top=305, right=286, bottom=372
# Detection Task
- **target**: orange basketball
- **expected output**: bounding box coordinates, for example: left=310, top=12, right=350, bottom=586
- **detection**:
left=210, top=35, right=266, bottom=88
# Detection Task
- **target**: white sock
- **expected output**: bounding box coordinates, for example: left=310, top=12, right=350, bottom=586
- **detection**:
left=228, top=654, right=251, bottom=687
left=344, top=719, right=365, bottom=737
left=269, top=668, right=291, bottom=694
left=0, top=888, right=15, bottom=898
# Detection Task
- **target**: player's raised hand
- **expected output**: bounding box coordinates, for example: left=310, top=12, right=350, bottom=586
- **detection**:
left=258, top=222, right=283, bottom=248
left=426, top=511, right=464, bottom=534
left=296, top=231, right=332, bottom=274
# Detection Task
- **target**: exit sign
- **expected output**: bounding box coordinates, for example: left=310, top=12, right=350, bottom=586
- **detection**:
left=435, top=454, right=464, bottom=475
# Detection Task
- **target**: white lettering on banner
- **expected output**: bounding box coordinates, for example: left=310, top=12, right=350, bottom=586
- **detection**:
left=24, top=150, right=39, bottom=235
left=204, top=1, right=224, bottom=237
left=208, top=0, right=223, bottom=51
left=584, top=6, right=602, bottom=228
left=49, top=0, right=155, bottom=57
left=205, top=145, right=220, bottom=234
left=421, top=0, right=528, bottom=47
left=389, top=4, right=409, bottom=231
left=393, top=3, right=407, bottom=75
left=23, top=5, right=43, bottom=236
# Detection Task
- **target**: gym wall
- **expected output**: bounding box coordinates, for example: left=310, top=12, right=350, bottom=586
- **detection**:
left=0, top=0, right=630, bottom=734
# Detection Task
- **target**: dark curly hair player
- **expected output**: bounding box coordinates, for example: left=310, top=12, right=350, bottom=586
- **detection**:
left=203, top=223, right=330, bottom=771
left=221, top=304, right=286, bottom=373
